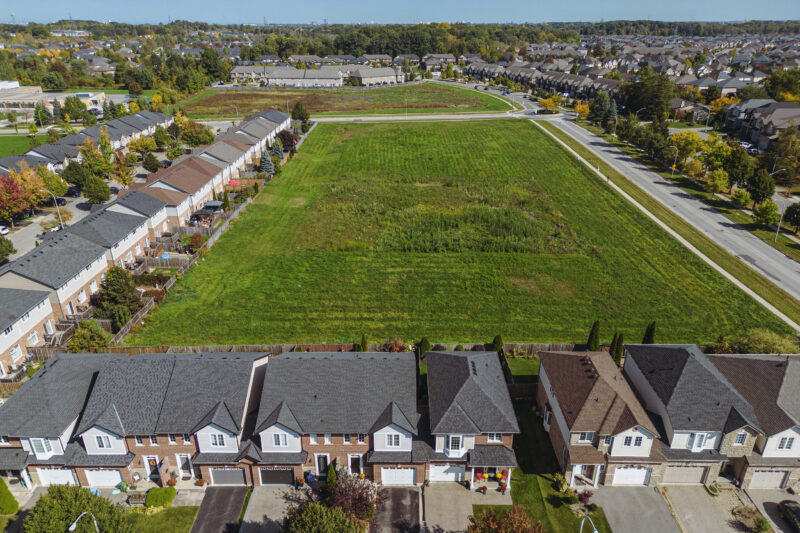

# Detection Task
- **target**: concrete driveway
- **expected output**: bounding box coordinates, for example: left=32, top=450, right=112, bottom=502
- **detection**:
left=747, top=489, right=800, bottom=533
left=240, top=486, right=314, bottom=533
left=423, top=484, right=473, bottom=533
left=190, top=486, right=249, bottom=533
left=662, top=485, right=742, bottom=533
left=371, top=487, right=419, bottom=533
left=592, top=486, right=680, bottom=533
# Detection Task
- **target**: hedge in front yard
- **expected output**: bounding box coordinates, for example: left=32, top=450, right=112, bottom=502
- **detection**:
left=0, top=478, right=18, bottom=514
left=145, top=486, right=176, bottom=507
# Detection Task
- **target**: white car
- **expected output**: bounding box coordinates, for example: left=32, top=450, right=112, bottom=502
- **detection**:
left=0, top=226, right=9, bottom=236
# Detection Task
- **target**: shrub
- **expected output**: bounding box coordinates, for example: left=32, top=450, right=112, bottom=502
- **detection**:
left=189, top=232, right=204, bottom=252
left=23, top=486, right=131, bottom=532
left=142, top=152, right=161, bottom=173
left=331, top=472, right=383, bottom=521
left=326, top=463, right=337, bottom=486
left=283, top=502, right=359, bottom=533
left=68, top=321, right=110, bottom=352
left=491, top=334, right=504, bottom=353
left=384, top=338, right=406, bottom=352
left=454, top=344, right=464, bottom=351
left=417, top=337, right=431, bottom=357
left=578, top=490, right=593, bottom=505
left=110, top=304, right=132, bottom=333
left=564, top=490, right=579, bottom=505
left=143, top=289, right=167, bottom=303
left=145, top=486, right=176, bottom=507
left=0, top=478, right=19, bottom=514
left=732, top=328, right=800, bottom=354
left=732, top=189, right=752, bottom=208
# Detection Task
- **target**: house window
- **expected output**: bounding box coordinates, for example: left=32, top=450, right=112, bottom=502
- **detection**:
left=27, top=331, right=38, bottom=347
left=543, top=411, right=551, bottom=425
left=31, top=439, right=51, bottom=454
left=688, top=433, right=707, bottom=451
left=135, top=245, right=142, bottom=255
left=734, top=432, right=747, bottom=446
left=273, top=434, right=287, bottom=447
left=210, top=434, right=225, bottom=447
left=448, top=435, right=461, bottom=450
left=168, top=434, right=176, bottom=444
left=357, top=434, right=366, bottom=444
left=149, top=435, right=158, bottom=446
left=603, top=436, right=613, bottom=446
left=2, top=326, right=11, bottom=336
left=634, top=437, right=643, bottom=447
left=779, top=437, right=795, bottom=450
left=623, top=436, right=633, bottom=446
left=90, top=281, right=98, bottom=293
left=10, top=345, right=23, bottom=362
left=0, top=436, right=9, bottom=445
left=386, top=434, right=401, bottom=448
left=577, top=432, right=594, bottom=443
left=487, top=433, right=502, bottom=443
left=324, top=434, right=332, bottom=444
left=96, top=435, right=111, bottom=449
left=77, top=290, right=87, bottom=303
left=182, top=434, right=191, bottom=444
left=134, top=436, right=143, bottom=446
left=309, top=434, right=317, bottom=444
left=344, top=434, right=351, bottom=444
left=44, top=321, right=53, bottom=335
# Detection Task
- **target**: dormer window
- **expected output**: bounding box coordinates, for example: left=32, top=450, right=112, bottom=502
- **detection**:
left=577, top=432, right=594, bottom=443
left=447, top=435, right=461, bottom=450
left=31, top=438, right=52, bottom=454
left=734, top=432, right=746, bottom=446
left=687, top=433, right=707, bottom=451
left=603, top=436, right=613, bottom=446
left=779, top=437, right=795, bottom=450
left=210, top=434, right=226, bottom=447
left=386, top=434, right=401, bottom=448
left=0, top=436, right=9, bottom=445
left=273, top=434, right=287, bottom=447
left=487, top=433, right=502, bottom=443
left=96, top=436, right=111, bottom=449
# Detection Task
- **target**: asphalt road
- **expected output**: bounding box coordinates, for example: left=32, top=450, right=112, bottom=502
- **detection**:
left=544, top=115, right=800, bottom=304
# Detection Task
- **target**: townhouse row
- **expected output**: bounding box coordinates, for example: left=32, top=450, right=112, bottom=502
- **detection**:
left=0, top=110, right=290, bottom=376
left=0, top=350, right=518, bottom=491
left=539, top=345, right=800, bottom=491
left=0, top=110, right=174, bottom=176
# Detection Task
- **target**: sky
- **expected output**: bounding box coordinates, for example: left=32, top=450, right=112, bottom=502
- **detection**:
left=3, top=0, right=799, bottom=26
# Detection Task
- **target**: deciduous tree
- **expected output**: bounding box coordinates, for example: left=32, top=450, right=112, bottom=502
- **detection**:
left=0, top=236, right=15, bottom=263
left=753, top=199, right=780, bottom=226
left=67, top=321, right=110, bottom=352
left=745, top=169, right=776, bottom=207
left=83, top=175, right=110, bottom=204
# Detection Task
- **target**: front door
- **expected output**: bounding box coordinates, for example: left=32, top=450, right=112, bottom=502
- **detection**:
left=349, top=455, right=362, bottom=475
left=177, top=454, right=192, bottom=479
left=145, top=456, right=160, bottom=479
left=67, top=302, right=76, bottom=315
left=315, top=454, right=329, bottom=476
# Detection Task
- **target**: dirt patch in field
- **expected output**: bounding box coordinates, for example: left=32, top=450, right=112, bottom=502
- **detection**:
left=287, top=197, right=307, bottom=207
left=414, top=182, right=443, bottom=187
left=253, top=194, right=306, bottom=208
left=510, top=276, right=574, bottom=297
left=253, top=194, right=278, bottom=205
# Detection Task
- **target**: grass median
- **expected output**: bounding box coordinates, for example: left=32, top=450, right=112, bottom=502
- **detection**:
left=536, top=119, right=800, bottom=327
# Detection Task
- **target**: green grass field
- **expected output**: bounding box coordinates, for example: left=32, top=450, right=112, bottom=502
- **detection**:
left=0, top=134, right=48, bottom=158
left=180, top=82, right=512, bottom=118
left=130, top=506, right=198, bottom=533
left=127, top=119, right=789, bottom=346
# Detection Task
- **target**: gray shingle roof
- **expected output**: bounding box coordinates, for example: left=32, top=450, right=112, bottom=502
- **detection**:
left=77, top=352, right=264, bottom=437
left=625, top=344, right=761, bottom=433
left=426, top=351, right=519, bottom=435
left=65, top=209, right=147, bottom=249
left=468, top=445, right=518, bottom=467
left=255, top=352, right=417, bottom=435
left=8, top=232, right=106, bottom=289
left=0, top=288, right=50, bottom=333
left=112, top=190, right=167, bottom=217
left=0, top=354, right=120, bottom=437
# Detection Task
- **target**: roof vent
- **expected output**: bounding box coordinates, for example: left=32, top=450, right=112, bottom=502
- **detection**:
left=470, top=361, right=477, bottom=376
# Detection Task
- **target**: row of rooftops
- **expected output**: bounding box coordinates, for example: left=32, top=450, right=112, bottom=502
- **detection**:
left=544, top=344, right=800, bottom=444
left=0, top=350, right=519, bottom=465
left=0, top=110, right=172, bottom=176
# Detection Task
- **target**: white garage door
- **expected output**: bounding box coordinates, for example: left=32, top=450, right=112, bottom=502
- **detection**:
left=429, top=464, right=466, bottom=482
left=612, top=466, right=651, bottom=486
left=750, top=470, right=789, bottom=489
left=85, top=469, right=123, bottom=487
left=210, top=468, right=246, bottom=485
left=663, top=466, right=708, bottom=484
left=381, top=467, right=416, bottom=486
left=37, top=468, right=76, bottom=486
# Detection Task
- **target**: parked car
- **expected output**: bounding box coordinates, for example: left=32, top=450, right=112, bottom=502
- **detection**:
left=0, top=225, right=8, bottom=235
left=779, top=500, right=800, bottom=532
left=40, top=196, right=67, bottom=207
left=87, top=108, right=103, bottom=116
left=65, top=187, right=81, bottom=198
left=474, top=85, right=480, bottom=89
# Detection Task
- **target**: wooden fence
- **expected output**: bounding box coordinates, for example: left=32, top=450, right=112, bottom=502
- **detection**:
left=110, top=298, right=156, bottom=345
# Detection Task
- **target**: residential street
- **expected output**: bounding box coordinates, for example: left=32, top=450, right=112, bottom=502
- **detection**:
left=545, top=115, right=800, bottom=304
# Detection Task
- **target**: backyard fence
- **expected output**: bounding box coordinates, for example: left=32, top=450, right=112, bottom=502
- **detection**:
left=110, top=298, right=156, bottom=346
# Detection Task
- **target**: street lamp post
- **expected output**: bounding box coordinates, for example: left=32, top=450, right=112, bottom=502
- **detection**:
left=579, top=514, right=599, bottom=533
left=634, top=107, right=646, bottom=120
left=232, top=104, right=239, bottom=126
left=775, top=207, right=786, bottom=243
left=668, top=146, right=679, bottom=179
left=40, top=189, right=63, bottom=229
left=68, top=511, right=99, bottom=533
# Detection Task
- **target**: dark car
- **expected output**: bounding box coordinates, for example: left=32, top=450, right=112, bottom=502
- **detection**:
left=40, top=196, right=67, bottom=207
left=779, top=500, right=800, bottom=532
left=66, top=187, right=81, bottom=198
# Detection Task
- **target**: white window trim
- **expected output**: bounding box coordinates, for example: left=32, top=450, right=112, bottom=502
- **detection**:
left=149, top=435, right=158, bottom=446
left=134, top=436, right=143, bottom=446
left=182, top=434, right=191, bottom=444
left=0, top=436, right=9, bottom=445
left=734, top=432, right=747, bottom=446
left=96, top=435, right=111, bottom=449
left=357, top=434, right=366, bottom=444
left=487, top=433, right=502, bottom=443
left=168, top=434, right=176, bottom=444
left=324, top=433, right=332, bottom=445
left=577, top=431, right=594, bottom=443
left=343, top=434, right=351, bottom=444
left=779, top=437, right=795, bottom=450
left=623, top=436, right=633, bottom=446
left=386, top=434, right=401, bottom=448
left=309, top=434, right=317, bottom=445
left=273, top=433, right=287, bottom=447
left=10, top=345, right=23, bottom=363
left=210, top=433, right=226, bottom=447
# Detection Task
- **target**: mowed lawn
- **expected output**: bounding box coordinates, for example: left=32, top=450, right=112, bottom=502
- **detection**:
left=181, top=82, right=510, bottom=118
left=127, top=120, right=789, bottom=346
left=0, top=134, right=47, bottom=158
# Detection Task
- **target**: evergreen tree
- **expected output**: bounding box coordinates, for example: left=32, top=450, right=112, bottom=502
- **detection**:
left=604, top=98, right=618, bottom=133
left=614, top=334, right=625, bottom=364
left=417, top=337, right=431, bottom=358
left=222, top=191, right=230, bottom=211
left=52, top=100, right=63, bottom=123
left=609, top=332, right=619, bottom=359
left=102, top=101, right=111, bottom=120
left=586, top=320, right=600, bottom=351
left=142, top=152, right=161, bottom=173
left=271, top=138, right=284, bottom=159
left=491, top=334, right=504, bottom=354
left=326, top=462, right=337, bottom=486
left=642, top=322, right=656, bottom=344
left=259, top=154, right=274, bottom=174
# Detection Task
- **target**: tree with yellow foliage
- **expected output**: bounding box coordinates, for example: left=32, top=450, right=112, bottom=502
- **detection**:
left=10, top=163, right=47, bottom=206
left=669, top=130, right=704, bottom=167
left=710, top=96, right=740, bottom=115
left=539, top=94, right=562, bottom=112
left=574, top=102, right=590, bottom=120
left=128, top=101, right=140, bottom=113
